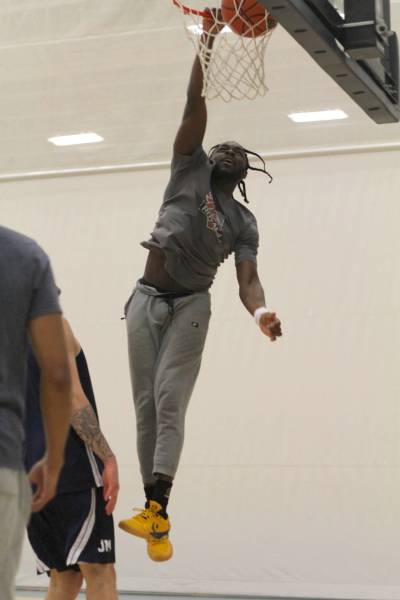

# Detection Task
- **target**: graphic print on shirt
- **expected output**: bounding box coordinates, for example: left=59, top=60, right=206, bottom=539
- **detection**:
left=199, top=191, right=225, bottom=242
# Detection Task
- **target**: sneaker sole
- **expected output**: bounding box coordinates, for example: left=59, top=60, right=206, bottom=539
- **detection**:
left=148, top=546, right=174, bottom=562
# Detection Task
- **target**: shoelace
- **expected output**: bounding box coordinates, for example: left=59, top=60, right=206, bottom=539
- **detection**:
left=132, top=507, right=153, bottom=521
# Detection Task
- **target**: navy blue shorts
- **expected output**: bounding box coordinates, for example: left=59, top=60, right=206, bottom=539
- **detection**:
left=27, top=487, right=115, bottom=573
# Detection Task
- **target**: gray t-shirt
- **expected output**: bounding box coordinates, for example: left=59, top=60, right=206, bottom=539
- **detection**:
left=142, top=146, right=259, bottom=291
left=0, top=226, right=61, bottom=471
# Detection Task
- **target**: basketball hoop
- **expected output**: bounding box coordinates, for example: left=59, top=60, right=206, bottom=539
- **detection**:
left=171, top=0, right=277, bottom=102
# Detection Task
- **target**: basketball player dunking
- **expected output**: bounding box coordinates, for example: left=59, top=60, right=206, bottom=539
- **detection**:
left=119, top=8, right=282, bottom=562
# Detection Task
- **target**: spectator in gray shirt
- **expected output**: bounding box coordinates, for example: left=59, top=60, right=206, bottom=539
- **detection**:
left=0, top=225, right=72, bottom=600
left=119, top=9, right=282, bottom=563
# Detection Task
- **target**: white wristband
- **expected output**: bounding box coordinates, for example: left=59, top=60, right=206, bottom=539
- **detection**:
left=254, top=306, right=268, bottom=326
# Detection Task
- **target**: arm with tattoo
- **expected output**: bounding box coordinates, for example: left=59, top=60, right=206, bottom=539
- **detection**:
left=62, top=318, right=119, bottom=513
left=71, top=403, right=114, bottom=463
left=71, top=401, right=119, bottom=514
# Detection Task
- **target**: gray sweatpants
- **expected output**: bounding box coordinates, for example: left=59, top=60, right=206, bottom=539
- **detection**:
left=125, top=281, right=211, bottom=483
left=0, top=469, right=31, bottom=600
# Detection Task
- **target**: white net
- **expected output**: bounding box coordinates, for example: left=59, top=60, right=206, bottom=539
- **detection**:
left=172, top=0, right=277, bottom=102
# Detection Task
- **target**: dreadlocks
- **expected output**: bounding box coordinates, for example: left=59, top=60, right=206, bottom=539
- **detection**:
left=208, top=145, right=273, bottom=204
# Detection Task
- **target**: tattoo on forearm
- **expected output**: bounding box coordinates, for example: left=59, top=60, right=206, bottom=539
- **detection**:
left=71, top=404, right=114, bottom=462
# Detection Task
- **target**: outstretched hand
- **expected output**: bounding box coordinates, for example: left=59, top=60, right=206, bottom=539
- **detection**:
left=259, top=312, right=282, bottom=341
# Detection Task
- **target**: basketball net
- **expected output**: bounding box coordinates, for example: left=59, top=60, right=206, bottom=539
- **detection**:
left=172, top=1, right=277, bottom=102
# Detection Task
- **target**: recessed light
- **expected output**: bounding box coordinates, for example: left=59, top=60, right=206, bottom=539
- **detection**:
left=288, top=110, right=348, bottom=123
left=48, top=133, right=104, bottom=146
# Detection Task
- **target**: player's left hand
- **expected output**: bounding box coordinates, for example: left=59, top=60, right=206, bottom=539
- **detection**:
left=259, top=312, right=282, bottom=341
left=102, top=455, right=120, bottom=515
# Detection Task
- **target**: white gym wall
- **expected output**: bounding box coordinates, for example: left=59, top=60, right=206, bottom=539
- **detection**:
left=1, top=0, right=400, bottom=598
left=2, top=146, right=400, bottom=599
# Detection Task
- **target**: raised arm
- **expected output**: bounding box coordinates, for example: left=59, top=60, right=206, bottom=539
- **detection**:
left=62, top=318, right=119, bottom=514
left=236, top=260, right=282, bottom=342
left=173, top=9, right=223, bottom=156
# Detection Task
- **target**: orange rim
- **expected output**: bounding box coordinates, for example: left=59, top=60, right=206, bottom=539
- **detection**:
left=172, top=0, right=211, bottom=18
left=172, top=1, right=277, bottom=30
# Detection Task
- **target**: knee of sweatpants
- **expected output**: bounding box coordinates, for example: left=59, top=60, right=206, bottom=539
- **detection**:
left=156, top=417, right=186, bottom=457
left=156, top=382, right=192, bottom=423
left=133, top=387, right=156, bottom=411
left=158, top=401, right=186, bottom=426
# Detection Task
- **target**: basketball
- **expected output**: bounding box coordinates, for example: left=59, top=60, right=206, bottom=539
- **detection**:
left=221, top=0, right=272, bottom=38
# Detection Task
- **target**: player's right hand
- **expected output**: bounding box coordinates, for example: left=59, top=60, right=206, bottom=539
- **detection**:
left=102, top=455, right=120, bottom=515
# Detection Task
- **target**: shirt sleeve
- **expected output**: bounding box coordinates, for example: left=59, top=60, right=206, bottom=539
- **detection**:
left=234, top=216, right=259, bottom=266
left=28, top=247, right=61, bottom=321
left=170, top=145, right=208, bottom=177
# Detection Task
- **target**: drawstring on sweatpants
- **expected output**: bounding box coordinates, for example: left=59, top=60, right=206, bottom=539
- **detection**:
left=165, top=297, right=175, bottom=316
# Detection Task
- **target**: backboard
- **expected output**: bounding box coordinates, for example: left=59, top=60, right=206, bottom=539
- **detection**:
left=259, top=0, right=400, bottom=123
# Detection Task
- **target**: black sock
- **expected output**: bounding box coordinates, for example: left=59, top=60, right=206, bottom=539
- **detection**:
left=144, top=484, right=154, bottom=509
left=152, top=479, right=172, bottom=517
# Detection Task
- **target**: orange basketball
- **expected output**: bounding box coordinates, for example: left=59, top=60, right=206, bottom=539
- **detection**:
left=221, top=0, right=272, bottom=38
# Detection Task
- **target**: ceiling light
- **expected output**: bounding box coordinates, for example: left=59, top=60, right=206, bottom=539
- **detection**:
left=48, top=132, right=104, bottom=146
left=288, top=110, right=348, bottom=123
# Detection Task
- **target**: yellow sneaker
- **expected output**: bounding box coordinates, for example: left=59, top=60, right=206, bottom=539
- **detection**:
left=147, top=531, right=173, bottom=562
left=118, top=500, right=171, bottom=541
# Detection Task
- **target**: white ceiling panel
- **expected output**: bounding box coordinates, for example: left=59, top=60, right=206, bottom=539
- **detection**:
left=0, top=0, right=399, bottom=177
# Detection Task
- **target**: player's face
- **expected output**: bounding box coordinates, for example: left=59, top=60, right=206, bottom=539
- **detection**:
left=211, top=142, right=248, bottom=181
